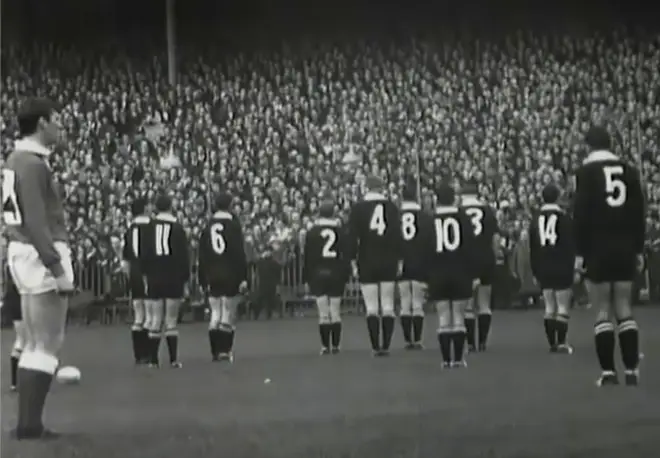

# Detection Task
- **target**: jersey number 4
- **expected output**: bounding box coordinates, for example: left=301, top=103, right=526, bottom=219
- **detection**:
left=321, top=228, right=337, bottom=258
left=435, top=218, right=461, bottom=252
left=538, top=214, right=558, bottom=247
left=155, top=223, right=172, bottom=256
left=369, top=204, right=386, bottom=236
left=603, top=165, right=626, bottom=207
left=1, top=169, right=22, bottom=225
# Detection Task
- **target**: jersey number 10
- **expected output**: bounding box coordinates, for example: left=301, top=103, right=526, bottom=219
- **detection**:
left=435, top=218, right=461, bottom=252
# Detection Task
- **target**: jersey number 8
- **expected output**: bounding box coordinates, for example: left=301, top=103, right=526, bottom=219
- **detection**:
left=435, top=218, right=461, bottom=252
left=401, top=212, right=416, bottom=241
left=603, top=165, right=626, bottom=207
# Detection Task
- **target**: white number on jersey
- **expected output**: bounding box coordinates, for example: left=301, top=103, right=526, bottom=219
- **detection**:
left=369, top=203, right=386, bottom=236
left=131, top=228, right=140, bottom=258
left=538, top=214, right=558, bottom=247
left=210, top=223, right=226, bottom=254
left=434, top=218, right=461, bottom=252
left=321, top=228, right=338, bottom=258
left=603, top=165, right=626, bottom=207
left=155, top=223, right=172, bottom=256
left=465, top=207, right=483, bottom=236
left=401, top=212, right=416, bottom=241
left=1, top=169, right=22, bottom=225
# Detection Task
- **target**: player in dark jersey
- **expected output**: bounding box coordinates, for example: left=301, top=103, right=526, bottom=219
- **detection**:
left=3, top=241, right=25, bottom=392
left=143, top=194, right=190, bottom=369
left=461, top=182, right=499, bottom=352
left=198, top=193, right=247, bottom=362
left=2, top=98, right=75, bottom=440
left=397, top=183, right=433, bottom=350
left=529, top=184, right=576, bottom=354
left=121, top=198, right=151, bottom=365
left=427, top=183, right=479, bottom=368
left=303, top=193, right=349, bottom=355
left=574, top=126, right=645, bottom=386
left=347, top=176, right=403, bottom=356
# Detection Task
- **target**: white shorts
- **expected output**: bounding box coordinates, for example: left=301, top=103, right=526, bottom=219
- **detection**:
left=7, top=241, right=74, bottom=295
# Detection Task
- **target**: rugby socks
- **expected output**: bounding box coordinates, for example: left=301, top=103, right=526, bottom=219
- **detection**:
left=10, top=348, right=21, bottom=388
left=617, top=318, right=640, bottom=371
left=381, top=315, right=395, bottom=351
left=452, top=329, right=466, bottom=363
left=16, top=351, right=58, bottom=433
left=464, top=311, right=476, bottom=349
left=217, top=324, right=235, bottom=354
left=366, top=315, right=380, bottom=351
left=148, top=332, right=161, bottom=365
left=208, top=329, right=219, bottom=357
left=555, top=314, right=569, bottom=346
left=594, top=321, right=616, bottom=372
left=412, top=315, right=424, bottom=344
left=543, top=315, right=557, bottom=348
left=165, top=329, right=179, bottom=363
left=319, top=323, right=331, bottom=350
left=477, top=312, right=492, bottom=347
left=437, top=330, right=452, bottom=364
left=131, top=325, right=145, bottom=363
left=330, top=322, right=342, bottom=349
left=139, top=329, right=149, bottom=360
left=400, top=315, right=413, bottom=344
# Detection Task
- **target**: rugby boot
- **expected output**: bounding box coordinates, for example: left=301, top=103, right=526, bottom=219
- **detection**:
left=331, top=347, right=341, bottom=355
left=11, top=427, right=60, bottom=441
left=320, top=347, right=331, bottom=356
left=624, top=369, right=639, bottom=386
left=596, top=371, right=619, bottom=387
left=556, top=344, right=574, bottom=355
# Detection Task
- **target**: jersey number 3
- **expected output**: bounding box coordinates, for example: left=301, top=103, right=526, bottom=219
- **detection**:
left=603, top=165, right=626, bottom=207
left=1, top=169, right=22, bottom=225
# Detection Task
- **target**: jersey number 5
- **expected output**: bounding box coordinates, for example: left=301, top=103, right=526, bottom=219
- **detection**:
left=538, top=214, right=558, bottom=247
left=210, top=223, right=226, bottom=254
left=369, top=204, right=386, bottom=236
left=1, top=169, right=23, bottom=225
left=435, top=218, right=461, bottom=252
left=321, top=228, right=337, bottom=258
left=603, top=165, right=626, bottom=207
left=155, top=223, right=172, bottom=256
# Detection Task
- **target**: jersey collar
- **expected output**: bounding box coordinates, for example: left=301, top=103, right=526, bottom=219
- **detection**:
left=212, top=211, right=233, bottom=219
left=461, top=195, right=482, bottom=206
left=15, top=138, right=52, bottom=157
left=132, top=215, right=150, bottom=225
left=154, top=212, right=177, bottom=222
left=435, top=206, right=458, bottom=215
left=401, top=201, right=421, bottom=211
left=364, top=192, right=386, bottom=201
left=315, top=218, right=340, bottom=226
left=540, top=204, right=562, bottom=212
left=583, top=150, right=618, bottom=165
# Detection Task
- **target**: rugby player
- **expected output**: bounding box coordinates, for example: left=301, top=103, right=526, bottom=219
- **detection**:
left=143, top=194, right=190, bottom=368
left=198, top=193, right=247, bottom=362
left=461, top=181, right=498, bottom=352
left=397, top=183, right=433, bottom=350
left=529, top=184, right=575, bottom=354
left=122, top=198, right=151, bottom=365
left=2, top=97, right=75, bottom=439
left=347, top=176, right=402, bottom=356
left=428, top=183, right=479, bottom=368
left=573, top=126, right=645, bottom=386
left=303, top=192, right=349, bottom=355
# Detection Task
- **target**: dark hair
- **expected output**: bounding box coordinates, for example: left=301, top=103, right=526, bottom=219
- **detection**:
left=130, top=197, right=147, bottom=215
left=154, top=194, right=172, bottom=213
left=401, top=180, right=417, bottom=202
left=17, top=97, right=59, bottom=137
left=584, top=125, right=612, bottom=151
left=213, top=192, right=233, bottom=212
left=436, top=182, right=455, bottom=206
left=541, top=183, right=561, bottom=204
left=462, top=179, right=478, bottom=196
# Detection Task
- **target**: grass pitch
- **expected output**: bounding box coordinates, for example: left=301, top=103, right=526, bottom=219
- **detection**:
left=2, top=308, right=660, bottom=458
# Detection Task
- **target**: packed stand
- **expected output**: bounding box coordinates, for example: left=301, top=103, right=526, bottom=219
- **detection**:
left=1, top=21, right=659, bottom=307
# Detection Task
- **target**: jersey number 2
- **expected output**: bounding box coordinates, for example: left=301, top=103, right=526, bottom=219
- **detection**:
left=603, top=166, right=626, bottom=207
left=155, top=223, right=172, bottom=256
left=321, top=228, right=337, bottom=258
left=538, top=214, right=558, bottom=247
left=1, top=169, right=22, bottom=225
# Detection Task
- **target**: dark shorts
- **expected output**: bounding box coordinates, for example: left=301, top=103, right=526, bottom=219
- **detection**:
left=427, top=271, right=474, bottom=301
left=208, top=280, right=243, bottom=298
left=477, top=260, right=496, bottom=286
left=538, top=273, right=574, bottom=291
left=585, top=248, right=637, bottom=283
left=4, top=275, right=22, bottom=321
left=359, top=263, right=398, bottom=284
left=399, top=264, right=426, bottom=282
left=128, top=272, right=148, bottom=300
left=308, top=270, right=346, bottom=297
left=146, top=276, right=186, bottom=300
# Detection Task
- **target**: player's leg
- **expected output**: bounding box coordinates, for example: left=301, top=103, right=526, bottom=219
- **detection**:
left=554, top=288, right=573, bottom=354
left=379, top=281, right=396, bottom=354
left=541, top=289, right=558, bottom=352
left=164, top=298, right=182, bottom=367
left=451, top=299, right=468, bottom=367
left=360, top=283, right=380, bottom=353
left=145, top=298, right=164, bottom=367
left=130, top=298, right=146, bottom=364
left=464, top=298, right=476, bottom=352
left=435, top=300, right=452, bottom=367
left=316, top=295, right=332, bottom=354
left=207, top=296, right=222, bottom=360
left=328, top=296, right=342, bottom=353
left=411, top=280, right=425, bottom=348
left=398, top=280, right=414, bottom=348
left=612, top=280, right=640, bottom=385
left=217, top=295, right=240, bottom=361
left=476, top=282, right=493, bottom=351
left=10, top=320, right=28, bottom=391
left=586, top=280, right=618, bottom=386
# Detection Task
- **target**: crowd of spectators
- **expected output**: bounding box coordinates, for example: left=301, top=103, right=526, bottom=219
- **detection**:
left=1, top=2, right=659, bottom=302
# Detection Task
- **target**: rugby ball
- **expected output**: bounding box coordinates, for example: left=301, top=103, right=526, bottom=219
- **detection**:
left=56, top=366, right=81, bottom=384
